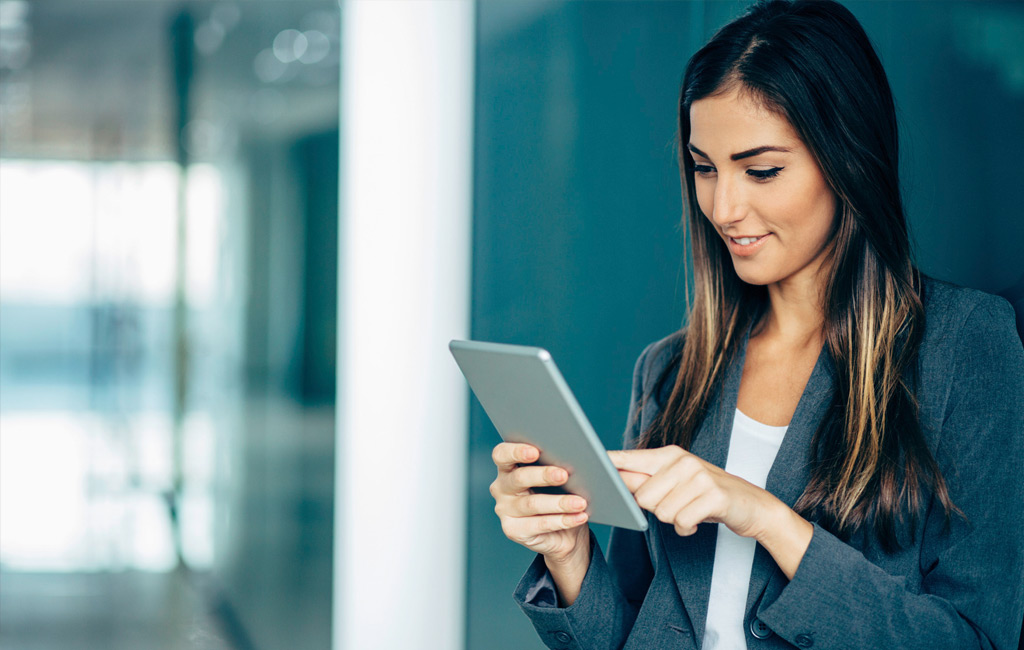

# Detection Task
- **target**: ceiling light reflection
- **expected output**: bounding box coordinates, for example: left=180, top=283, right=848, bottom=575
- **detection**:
left=299, top=30, right=329, bottom=64
left=273, top=28, right=307, bottom=64
left=254, top=47, right=286, bottom=83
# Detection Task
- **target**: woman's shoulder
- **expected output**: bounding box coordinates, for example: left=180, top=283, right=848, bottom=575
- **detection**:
left=917, top=275, right=1023, bottom=420
left=916, top=277, right=1024, bottom=472
left=920, top=275, right=1020, bottom=351
left=633, top=330, right=685, bottom=388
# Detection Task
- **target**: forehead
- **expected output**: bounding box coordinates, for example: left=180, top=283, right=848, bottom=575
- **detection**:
left=688, top=87, right=803, bottom=153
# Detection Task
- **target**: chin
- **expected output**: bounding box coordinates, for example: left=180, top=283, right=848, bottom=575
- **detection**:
left=731, top=265, right=777, bottom=287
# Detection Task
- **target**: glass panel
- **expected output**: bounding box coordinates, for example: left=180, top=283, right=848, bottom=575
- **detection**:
left=0, top=2, right=339, bottom=649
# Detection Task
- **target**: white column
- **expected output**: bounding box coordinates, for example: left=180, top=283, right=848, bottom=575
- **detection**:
left=334, top=2, right=474, bottom=650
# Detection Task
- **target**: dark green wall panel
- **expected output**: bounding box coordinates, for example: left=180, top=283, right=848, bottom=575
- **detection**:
left=467, top=3, right=1023, bottom=648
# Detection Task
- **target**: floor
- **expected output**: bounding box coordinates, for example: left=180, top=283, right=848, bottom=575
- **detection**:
left=0, top=569, right=235, bottom=650
left=0, top=404, right=334, bottom=650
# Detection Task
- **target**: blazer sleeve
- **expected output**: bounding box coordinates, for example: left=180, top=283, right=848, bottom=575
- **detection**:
left=512, top=342, right=659, bottom=650
left=607, top=339, right=657, bottom=617
left=756, top=294, right=1024, bottom=650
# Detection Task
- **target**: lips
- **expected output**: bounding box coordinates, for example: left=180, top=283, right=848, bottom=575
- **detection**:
left=729, top=235, right=768, bottom=245
left=726, top=233, right=771, bottom=256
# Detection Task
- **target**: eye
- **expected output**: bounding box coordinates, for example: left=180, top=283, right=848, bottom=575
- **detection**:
left=748, top=167, right=783, bottom=182
left=693, top=164, right=716, bottom=177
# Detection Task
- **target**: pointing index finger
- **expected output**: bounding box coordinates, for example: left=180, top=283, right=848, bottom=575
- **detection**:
left=617, top=469, right=649, bottom=494
left=608, top=448, right=681, bottom=475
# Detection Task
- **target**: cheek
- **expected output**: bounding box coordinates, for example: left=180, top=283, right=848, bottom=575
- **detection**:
left=799, top=190, right=837, bottom=245
left=774, top=178, right=835, bottom=243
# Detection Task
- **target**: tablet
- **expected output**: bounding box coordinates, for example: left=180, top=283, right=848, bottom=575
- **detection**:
left=449, top=339, right=648, bottom=531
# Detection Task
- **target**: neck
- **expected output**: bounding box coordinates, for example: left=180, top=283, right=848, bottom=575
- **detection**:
left=760, top=272, right=826, bottom=349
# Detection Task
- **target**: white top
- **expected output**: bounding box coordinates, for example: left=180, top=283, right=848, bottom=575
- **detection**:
left=701, top=409, right=789, bottom=650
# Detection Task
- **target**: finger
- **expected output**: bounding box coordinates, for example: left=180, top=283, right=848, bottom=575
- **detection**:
left=670, top=492, right=722, bottom=537
left=608, top=446, right=686, bottom=475
left=509, top=493, right=587, bottom=517
left=651, top=482, right=703, bottom=527
left=634, top=460, right=702, bottom=513
left=509, top=512, right=589, bottom=542
left=503, top=464, right=568, bottom=493
left=492, top=442, right=540, bottom=472
left=617, top=469, right=650, bottom=493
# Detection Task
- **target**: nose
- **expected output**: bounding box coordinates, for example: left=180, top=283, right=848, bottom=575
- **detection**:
left=710, top=173, right=747, bottom=228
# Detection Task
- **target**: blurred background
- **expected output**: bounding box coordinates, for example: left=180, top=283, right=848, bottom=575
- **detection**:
left=1, top=2, right=338, bottom=649
left=0, top=1, right=1021, bottom=650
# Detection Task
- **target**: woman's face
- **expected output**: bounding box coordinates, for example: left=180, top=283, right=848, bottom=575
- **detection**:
left=688, top=86, right=837, bottom=292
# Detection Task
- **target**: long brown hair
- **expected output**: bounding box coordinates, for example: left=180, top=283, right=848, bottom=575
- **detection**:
left=639, top=0, right=958, bottom=550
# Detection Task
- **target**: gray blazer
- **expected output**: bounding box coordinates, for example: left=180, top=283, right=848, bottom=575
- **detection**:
left=514, top=278, right=1024, bottom=650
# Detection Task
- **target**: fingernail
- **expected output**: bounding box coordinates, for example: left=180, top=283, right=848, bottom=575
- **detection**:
left=571, top=498, right=586, bottom=511
left=573, top=513, right=588, bottom=523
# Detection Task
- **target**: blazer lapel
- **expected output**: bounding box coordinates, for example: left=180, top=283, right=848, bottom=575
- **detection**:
left=662, top=331, right=749, bottom=647
left=661, top=334, right=837, bottom=647
left=745, top=344, right=837, bottom=618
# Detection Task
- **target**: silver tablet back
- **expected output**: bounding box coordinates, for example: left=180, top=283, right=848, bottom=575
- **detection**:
left=450, top=339, right=647, bottom=531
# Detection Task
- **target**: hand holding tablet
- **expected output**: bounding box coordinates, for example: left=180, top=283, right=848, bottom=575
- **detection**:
left=449, top=340, right=648, bottom=532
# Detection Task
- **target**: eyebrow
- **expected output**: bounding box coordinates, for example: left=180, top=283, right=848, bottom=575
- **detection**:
left=687, top=143, right=793, bottom=161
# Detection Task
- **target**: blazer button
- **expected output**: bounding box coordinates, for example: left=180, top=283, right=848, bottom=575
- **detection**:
left=553, top=631, right=572, bottom=643
left=795, top=633, right=814, bottom=647
left=749, top=617, right=773, bottom=639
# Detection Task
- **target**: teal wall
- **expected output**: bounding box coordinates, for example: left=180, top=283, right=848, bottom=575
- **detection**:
left=467, top=2, right=1024, bottom=648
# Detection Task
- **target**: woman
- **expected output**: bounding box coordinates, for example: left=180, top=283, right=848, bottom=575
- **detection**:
left=489, top=1, right=1024, bottom=648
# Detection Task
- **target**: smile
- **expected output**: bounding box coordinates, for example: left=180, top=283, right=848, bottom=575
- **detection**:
left=726, top=233, right=771, bottom=256
left=730, top=236, right=765, bottom=246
